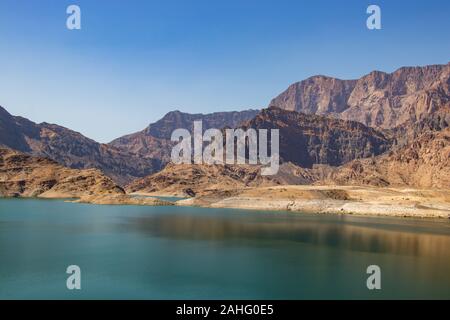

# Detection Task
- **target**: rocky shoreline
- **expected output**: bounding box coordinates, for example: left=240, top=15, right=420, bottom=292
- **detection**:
left=168, top=185, right=450, bottom=219
left=2, top=184, right=449, bottom=219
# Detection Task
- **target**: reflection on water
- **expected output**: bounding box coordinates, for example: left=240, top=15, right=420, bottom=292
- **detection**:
left=127, top=213, right=450, bottom=258
left=1, top=198, right=450, bottom=299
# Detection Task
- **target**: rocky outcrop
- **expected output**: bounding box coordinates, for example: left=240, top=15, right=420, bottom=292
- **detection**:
left=126, top=162, right=318, bottom=197
left=0, top=148, right=125, bottom=198
left=269, top=76, right=357, bottom=115
left=0, top=106, right=162, bottom=184
left=126, top=163, right=262, bottom=197
left=391, top=106, right=449, bottom=147
left=239, top=107, right=392, bottom=168
left=325, top=128, right=450, bottom=188
left=270, top=63, right=450, bottom=129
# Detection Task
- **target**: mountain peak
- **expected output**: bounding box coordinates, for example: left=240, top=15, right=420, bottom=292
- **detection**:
left=0, top=105, right=12, bottom=117
left=270, top=63, right=449, bottom=128
left=142, top=109, right=260, bottom=139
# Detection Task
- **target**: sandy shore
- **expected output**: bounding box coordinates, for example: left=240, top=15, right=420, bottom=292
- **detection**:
left=173, top=185, right=450, bottom=219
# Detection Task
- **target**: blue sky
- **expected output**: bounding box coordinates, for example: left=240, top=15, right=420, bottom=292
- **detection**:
left=0, top=0, right=449, bottom=142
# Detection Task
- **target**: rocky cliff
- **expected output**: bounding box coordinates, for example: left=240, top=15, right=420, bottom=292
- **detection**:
left=325, top=128, right=450, bottom=188
left=239, top=107, right=392, bottom=168
left=270, top=63, right=450, bottom=129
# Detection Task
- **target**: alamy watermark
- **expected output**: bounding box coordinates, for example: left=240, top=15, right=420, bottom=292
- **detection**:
left=66, top=265, right=81, bottom=290
left=366, top=265, right=381, bottom=290
left=171, top=121, right=280, bottom=175
left=65, top=4, right=380, bottom=31
left=367, top=5, right=381, bottom=30
left=66, top=5, right=81, bottom=30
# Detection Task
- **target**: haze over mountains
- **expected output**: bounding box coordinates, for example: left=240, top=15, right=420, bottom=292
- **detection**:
left=0, top=62, right=449, bottom=194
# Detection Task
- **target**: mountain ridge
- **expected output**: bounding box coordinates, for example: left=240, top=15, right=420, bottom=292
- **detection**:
left=270, top=62, right=450, bottom=129
left=0, top=106, right=162, bottom=184
left=108, top=108, right=260, bottom=166
left=1, top=62, right=449, bottom=190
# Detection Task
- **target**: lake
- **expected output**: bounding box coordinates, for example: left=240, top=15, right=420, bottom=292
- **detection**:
left=0, top=198, right=449, bottom=299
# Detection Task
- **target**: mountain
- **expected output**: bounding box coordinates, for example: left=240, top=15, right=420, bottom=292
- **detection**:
left=140, top=109, right=260, bottom=140
left=128, top=125, right=450, bottom=196
left=324, top=127, right=450, bottom=188
left=270, top=63, right=450, bottom=129
left=127, top=107, right=393, bottom=196
left=0, top=106, right=161, bottom=184
left=109, top=109, right=260, bottom=164
left=239, top=107, right=392, bottom=168
left=2, top=62, right=448, bottom=192
left=0, top=147, right=124, bottom=198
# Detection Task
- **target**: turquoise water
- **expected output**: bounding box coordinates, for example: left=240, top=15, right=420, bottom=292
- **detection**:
left=0, top=198, right=449, bottom=300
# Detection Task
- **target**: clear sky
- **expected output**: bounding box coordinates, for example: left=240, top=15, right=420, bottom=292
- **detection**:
left=0, top=0, right=449, bottom=142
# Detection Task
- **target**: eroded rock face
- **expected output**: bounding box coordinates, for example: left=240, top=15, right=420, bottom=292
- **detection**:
left=239, top=107, right=392, bottom=168
left=391, top=107, right=450, bottom=147
left=0, top=106, right=162, bottom=185
left=0, top=148, right=125, bottom=198
left=325, top=128, right=450, bottom=188
left=270, top=63, right=450, bottom=129
left=269, top=76, right=357, bottom=115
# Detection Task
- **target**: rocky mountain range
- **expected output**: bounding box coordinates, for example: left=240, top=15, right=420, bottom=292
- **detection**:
left=0, top=106, right=162, bottom=184
left=0, top=106, right=258, bottom=184
left=1, top=62, right=449, bottom=194
left=127, top=125, right=449, bottom=196
left=270, top=63, right=450, bottom=129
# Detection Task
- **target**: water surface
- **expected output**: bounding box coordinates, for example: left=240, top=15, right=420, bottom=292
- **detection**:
left=0, top=198, right=449, bottom=299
